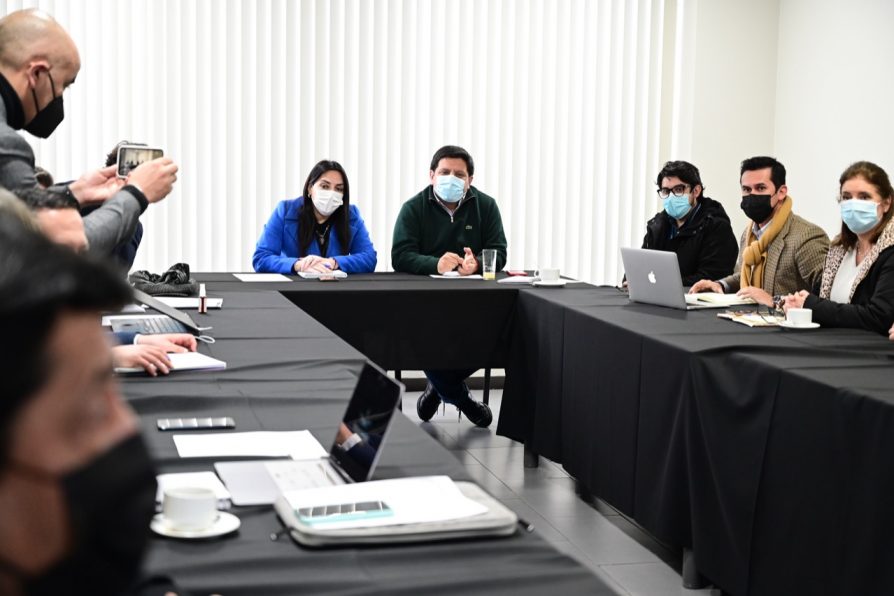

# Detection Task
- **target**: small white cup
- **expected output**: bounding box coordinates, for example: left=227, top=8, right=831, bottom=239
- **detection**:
left=162, top=486, right=218, bottom=531
left=535, top=268, right=561, bottom=282
left=786, top=307, right=813, bottom=327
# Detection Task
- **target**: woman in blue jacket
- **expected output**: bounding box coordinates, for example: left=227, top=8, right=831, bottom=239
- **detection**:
left=253, top=160, right=377, bottom=274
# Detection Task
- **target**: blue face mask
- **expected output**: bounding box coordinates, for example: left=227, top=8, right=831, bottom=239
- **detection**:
left=663, top=194, right=692, bottom=220
left=434, top=175, right=465, bottom=203
left=841, top=199, right=880, bottom=235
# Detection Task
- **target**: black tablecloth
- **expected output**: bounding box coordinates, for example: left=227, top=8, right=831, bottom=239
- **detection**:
left=124, top=288, right=613, bottom=595
left=195, top=273, right=519, bottom=371
left=498, top=286, right=894, bottom=596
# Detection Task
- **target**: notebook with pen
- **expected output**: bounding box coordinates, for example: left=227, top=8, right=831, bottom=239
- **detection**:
left=214, top=361, right=403, bottom=505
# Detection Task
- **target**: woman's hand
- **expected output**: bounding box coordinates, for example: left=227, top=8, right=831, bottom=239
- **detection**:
left=782, top=290, right=809, bottom=312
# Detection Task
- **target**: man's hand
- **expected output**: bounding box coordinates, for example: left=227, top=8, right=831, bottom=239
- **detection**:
left=689, top=279, right=723, bottom=294
left=113, top=344, right=173, bottom=377
left=737, top=286, right=774, bottom=307
left=136, top=333, right=197, bottom=353
left=437, top=252, right=464, bottom=274
left=888, top=323, right=894, bottom=341
left=782, top=290, right=809, bottom=312
left=67, top=165, right=126, bottom=206
left=127, top=158, right=179, bottom=204
left=457, top=247, right=478, bottom=276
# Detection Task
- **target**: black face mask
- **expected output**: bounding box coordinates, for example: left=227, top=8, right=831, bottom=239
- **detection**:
left=0, top=434, right=158, bottom=596
left=24, top=71, right=64, bottom=139
left=740, top=193, right=774, bottom=223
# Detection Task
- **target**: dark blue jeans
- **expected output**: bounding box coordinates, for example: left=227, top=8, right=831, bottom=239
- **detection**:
left=424, top=369, right=477, bottom=404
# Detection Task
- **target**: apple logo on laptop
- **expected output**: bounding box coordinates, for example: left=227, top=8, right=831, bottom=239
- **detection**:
left=647, top=271, right=657, bottom=284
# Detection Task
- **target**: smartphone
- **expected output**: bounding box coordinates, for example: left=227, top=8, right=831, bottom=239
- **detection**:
left=156, top=416, right=235, bottom=431
left=507, top=270, right=528, bottom=276
left=117, top=145, right=164, bottom=178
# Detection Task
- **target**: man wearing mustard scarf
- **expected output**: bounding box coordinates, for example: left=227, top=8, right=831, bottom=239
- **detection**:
left=690, top=156, right=829, bottom=306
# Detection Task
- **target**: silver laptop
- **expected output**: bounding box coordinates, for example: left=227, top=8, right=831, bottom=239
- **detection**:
left=110, top=288, right=209, bottom=335
left=214, top=362, right=405, bottom=505
left=620, top=247, right=717, bottom=310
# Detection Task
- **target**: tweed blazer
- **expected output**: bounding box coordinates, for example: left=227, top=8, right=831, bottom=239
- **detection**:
left=720, top=210, right=830, bottom=295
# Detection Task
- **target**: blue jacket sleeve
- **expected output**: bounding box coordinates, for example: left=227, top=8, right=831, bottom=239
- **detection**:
left=111, top=331, right=137, bottom=345
left=253, top=201, right=299, bottom=274
left=333, top=206, right=377, bottom=273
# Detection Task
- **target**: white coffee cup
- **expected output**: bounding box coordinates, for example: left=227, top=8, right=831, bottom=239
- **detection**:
left=786, top=307, right=813, bottom=327
left=162, top=486, right=218, bottom=531
left=535, top=268, right=561, bottom=282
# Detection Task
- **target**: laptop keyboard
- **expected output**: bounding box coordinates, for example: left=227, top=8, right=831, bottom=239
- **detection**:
left=140, top=317, right=188, bottom=334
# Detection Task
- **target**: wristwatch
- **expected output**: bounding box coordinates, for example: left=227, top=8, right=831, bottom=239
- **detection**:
left=772, top=294, right=785, bottom=313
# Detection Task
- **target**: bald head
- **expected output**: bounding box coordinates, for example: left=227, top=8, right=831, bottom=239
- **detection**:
left=0, top=10, right=79, bottom=71
left=0, top=9, right=80, bottom=125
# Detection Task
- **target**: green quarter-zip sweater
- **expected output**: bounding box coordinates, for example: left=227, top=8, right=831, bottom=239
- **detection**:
left=391, top=185, right=508, bottom=275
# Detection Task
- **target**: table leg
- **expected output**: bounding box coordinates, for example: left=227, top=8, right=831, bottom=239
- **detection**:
left=523, top=443, right=540, bottom=468
left=682, top=548, right=707, bottom=589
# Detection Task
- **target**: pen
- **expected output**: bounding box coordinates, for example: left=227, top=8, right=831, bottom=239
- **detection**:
left=517, top=517, right=535, bottom=533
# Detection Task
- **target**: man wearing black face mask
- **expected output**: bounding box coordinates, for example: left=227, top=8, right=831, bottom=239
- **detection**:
left=0, top=216, right=162, bottom=596
left=690, top=156, right=829, bottom=306
left=0, top=9, right=179, bottom=258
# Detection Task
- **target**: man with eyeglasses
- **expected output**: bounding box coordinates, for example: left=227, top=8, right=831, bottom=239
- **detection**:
left=690, top=156, right=829, bottom=306
left=641, top=160, right=738, bottom=286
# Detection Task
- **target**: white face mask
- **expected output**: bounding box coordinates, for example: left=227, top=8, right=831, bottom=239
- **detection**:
left=311, top=189, right=344, bottom=217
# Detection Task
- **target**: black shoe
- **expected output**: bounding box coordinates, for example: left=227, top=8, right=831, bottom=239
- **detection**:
left=416, top=383, right=442, bottom=422
left=456, top=393, right=493, bottom=428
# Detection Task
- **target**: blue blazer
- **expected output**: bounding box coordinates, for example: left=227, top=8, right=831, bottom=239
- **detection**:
left=252, top=197, right=377, bottom=274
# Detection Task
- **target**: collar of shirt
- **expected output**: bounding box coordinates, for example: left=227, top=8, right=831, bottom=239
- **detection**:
left=0, top=73, right=25, bottom=129
left=751, top=218, right=773, bottom=240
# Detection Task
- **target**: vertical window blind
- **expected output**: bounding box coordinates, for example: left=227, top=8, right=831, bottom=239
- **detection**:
left=8, top=0, right=693, bottom=284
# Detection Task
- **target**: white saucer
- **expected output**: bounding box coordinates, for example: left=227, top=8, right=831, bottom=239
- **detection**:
left=778, top=320, right=820, bottom=330
left=150, top=511, right=241, bottom=539
left=533, top=280, right=567, bottom=287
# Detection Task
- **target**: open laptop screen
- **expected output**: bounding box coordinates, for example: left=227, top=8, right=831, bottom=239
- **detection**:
left=329, top=362, right=404, bottom=483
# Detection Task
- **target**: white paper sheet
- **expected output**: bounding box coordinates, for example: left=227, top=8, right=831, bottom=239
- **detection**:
left=280, top=476, right=487, bottom=530
left=155, top=471, right=231, bottom=504
left=233, top=273, right=293, bottom=282
left=497, top=276, right=536, bottom=285
left=297, top=270, right=348, bottom=279
left=157, top=297, right=223, bottom=309
left=173, top=430, right=327, bottom=459
left=685, top=292, right=755, bottom=307
left=429, top=274, right=484, bottom=280
left=114, top=351, right=227, bottom=374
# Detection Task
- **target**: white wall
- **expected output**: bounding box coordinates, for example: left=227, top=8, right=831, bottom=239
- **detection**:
left=685, top=0, right=780, bottom=239
left=775, top=0, right=894, bottom=237
left=687, top=0, right=894, bottom=244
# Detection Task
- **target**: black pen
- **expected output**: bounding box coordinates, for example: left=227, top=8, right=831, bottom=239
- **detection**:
left=517, top=517, right=535, bottom=533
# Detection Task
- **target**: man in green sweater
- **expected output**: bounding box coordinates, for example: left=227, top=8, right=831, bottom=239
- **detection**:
left=392, top=145, right=508, bottom=428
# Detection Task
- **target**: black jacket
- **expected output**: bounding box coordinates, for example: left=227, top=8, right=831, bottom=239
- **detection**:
left=642, top=196, right=738, bottom=286
left=805, top=246, right=894, bottom=335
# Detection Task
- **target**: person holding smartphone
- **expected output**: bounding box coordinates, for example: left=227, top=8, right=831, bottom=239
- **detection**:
left=0, top=9, right=179, bottom=259
left=253, top=160, right=377, bottom=274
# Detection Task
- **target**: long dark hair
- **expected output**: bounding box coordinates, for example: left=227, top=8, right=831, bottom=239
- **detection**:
left=834, top=161, right=894, bottom=251
left=298, top=160, right=351, bottom=257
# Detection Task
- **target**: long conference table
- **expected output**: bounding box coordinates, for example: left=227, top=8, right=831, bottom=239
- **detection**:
left=127, top=278, right=613, bottom=595
left=128, top=273, right=894, bottom=596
